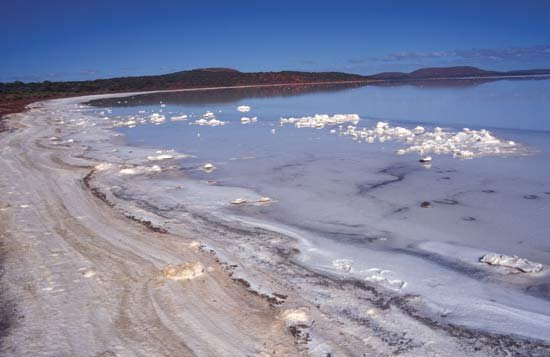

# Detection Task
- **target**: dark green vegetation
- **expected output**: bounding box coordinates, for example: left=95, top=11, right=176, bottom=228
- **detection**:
left=1, top=68, right=366, bottom=100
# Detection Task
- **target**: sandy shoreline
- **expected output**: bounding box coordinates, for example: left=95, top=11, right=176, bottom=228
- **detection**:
left=0, top=97, right=303, bottom=356
left=1, top=91, right=550, bottom=356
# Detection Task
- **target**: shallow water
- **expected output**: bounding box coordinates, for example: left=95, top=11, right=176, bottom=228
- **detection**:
left=88, top=79, right=550, bottom=339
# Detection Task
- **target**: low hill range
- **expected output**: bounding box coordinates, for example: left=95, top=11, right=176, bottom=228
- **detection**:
left=1, top=66, right=549, bottom=120
left=368, top=66, right=550, bottom=80
left=2, top=66, right=550, bottom=93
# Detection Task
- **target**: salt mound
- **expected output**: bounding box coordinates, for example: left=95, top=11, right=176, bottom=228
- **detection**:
left=149, top=113, right=166, bottom=125
left=333, top=259, right=353, bottom=272
left=419, top=156, right=432, bottom=163
left=281, top=309, right=309, bottom=324
left=230, top=198, right=247, bottom=205
left=162, top=262, right=204, bottom=280
left=95, top=163, right=113, bottom=171
left=112, top=119, right=137, bottom=128
left=365, top=269, right=406, bottom=290
left=280, top=113, right=360, bottom=129
left=147, top=154, right=174, bottom=161
left=81, top=269, right=96, bottom=278
left=287, top=117, right=523, bottom=160
left=382, top=123, right=521, bottom=159
left=171, top=114, right=188, bottom=121
left=237, top=105, right=251, bottom=112
left=202, top=163, right=215, bottom=172
left=480, top=253, right=543, bottom=273
left=193, top=118, right=225, bottom=126
left=119, top=165, right=162, bottom=175
left=188, top=241, right=201, bottom=250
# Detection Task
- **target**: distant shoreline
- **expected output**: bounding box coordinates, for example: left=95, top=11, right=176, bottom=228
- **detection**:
left=3, top=65, right=550, bottom=119
left=0, top=80, right=368, bottom=129
left=369, top=73, right=550, bottom=83
left=2, top=71, right=550, bottom=129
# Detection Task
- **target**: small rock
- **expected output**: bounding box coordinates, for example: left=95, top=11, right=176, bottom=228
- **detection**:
left=420, top=201, right=432, bottom=208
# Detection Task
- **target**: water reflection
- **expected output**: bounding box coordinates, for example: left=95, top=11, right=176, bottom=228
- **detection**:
left=89, top=78, right=550, bottom=131
left=88, top=82, right=367, bottom=107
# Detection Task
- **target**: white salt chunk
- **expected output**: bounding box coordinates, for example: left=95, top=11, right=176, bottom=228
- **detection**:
left=480, top=253, right=543, bottom=273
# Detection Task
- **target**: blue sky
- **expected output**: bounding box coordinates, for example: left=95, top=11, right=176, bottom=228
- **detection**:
left=2, top=0, right=550, bottom=82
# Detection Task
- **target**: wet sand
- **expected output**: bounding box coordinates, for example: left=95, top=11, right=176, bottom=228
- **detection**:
left=1, top=92, right=550, bottom=356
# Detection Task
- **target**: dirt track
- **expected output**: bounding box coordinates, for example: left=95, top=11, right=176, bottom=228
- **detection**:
left=0, top=107, right=299, bottom=356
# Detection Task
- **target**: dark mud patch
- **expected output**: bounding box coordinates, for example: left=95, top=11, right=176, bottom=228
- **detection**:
left=434, top=198, right=459, bottom=205
left=124, top=214, right=168, bottom=234
left=83, top=170, right=168, bottom=233
left=524, top=194, right=539, bottom=200
left=392, top=247, right=490, bottom=280
left=297, top=225, right=390, bottom=246
left=482, top=189, right=496, bottom=194
left=82, top=170, right=115, bottom=208
left=288, top=323, right=311, bottom=348
left=357, top=165, right=413, bottom=196
left=297, top=267, right=550, bottom=355
left=232, top=277, right=284, bottom=306
left=436, top=169, right=457, bottom=174
left=462, top=216, right=476, bottom=222
left=335, top=276, right=550, bottom=356
left=525, top=283, right=550, bottom=300
left=340, top=307, right=421, bottom=354
left=393, top=206, right=409, bottom=214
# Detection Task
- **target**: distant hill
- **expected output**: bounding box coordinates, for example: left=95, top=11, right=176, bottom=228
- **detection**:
left=368, top=66, right=550, bottom=80
left=3, top=66, right=550, bottom=96
left=0, top=68, right=367, bottom=97
left=1, top=66, right=550, bottom=120
left=0, top=68, right=368, bottom=120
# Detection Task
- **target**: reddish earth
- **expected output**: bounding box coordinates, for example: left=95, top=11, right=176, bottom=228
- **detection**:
left=0, top=93, right=87, bottom=130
